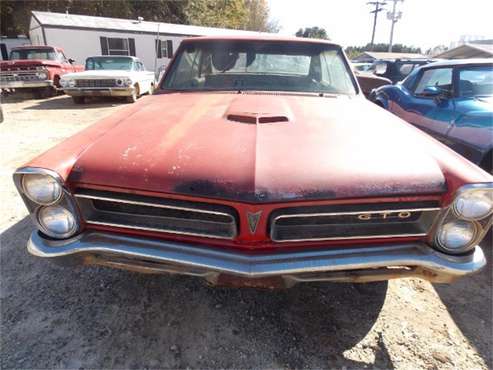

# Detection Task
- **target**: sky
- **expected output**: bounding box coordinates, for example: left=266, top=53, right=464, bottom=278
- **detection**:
left=268, top=0, right=493, bottom=51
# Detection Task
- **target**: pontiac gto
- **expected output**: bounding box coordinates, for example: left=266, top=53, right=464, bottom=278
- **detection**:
left=14, top=36, right=493, bottom=288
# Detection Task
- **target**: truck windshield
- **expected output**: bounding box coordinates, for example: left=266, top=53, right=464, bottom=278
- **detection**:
left=85, top=57, right=133, bottom=71
left=10, top=48, right=56, bottom=60
left=163, top=41, right=357, bottom=95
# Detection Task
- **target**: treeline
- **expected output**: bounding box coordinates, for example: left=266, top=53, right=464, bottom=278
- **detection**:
left=345, top=43, right=423, bottom=59
left=0, top=0, right=278, bottom=37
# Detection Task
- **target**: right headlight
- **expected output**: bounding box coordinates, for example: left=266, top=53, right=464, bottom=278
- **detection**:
left=37, top=205, right=77, bottom=238
left=434, top=183, right=493, bottom=254
left=22, top=173, right=62, bottom=205
left=68, top=79, right=76, bottom=87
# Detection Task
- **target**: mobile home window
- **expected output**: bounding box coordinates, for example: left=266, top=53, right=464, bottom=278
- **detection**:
left=155, top=39, right=174, bottom=59
left=100, top=37, right=136, bottom=56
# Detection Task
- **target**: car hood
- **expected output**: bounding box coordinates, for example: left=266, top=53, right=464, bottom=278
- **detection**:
left=62, top=70, right=136, bottom=79
left=69, top=93, right=446, bottom=202
left=0, top=59, right=62, bottom=69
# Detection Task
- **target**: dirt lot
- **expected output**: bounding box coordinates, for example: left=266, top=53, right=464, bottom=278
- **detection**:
left=1, top=94, right=492, bottom=369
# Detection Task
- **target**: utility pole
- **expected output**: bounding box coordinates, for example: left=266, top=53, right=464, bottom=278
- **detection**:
left=367, top=1, right=386, bottom=49
left=387, top=0, right=403, bottom=52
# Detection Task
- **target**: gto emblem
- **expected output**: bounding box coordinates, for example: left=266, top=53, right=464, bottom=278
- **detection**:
left=247, top=211, right=262, bottom=234
left=357, top=211, right=412, bottom=220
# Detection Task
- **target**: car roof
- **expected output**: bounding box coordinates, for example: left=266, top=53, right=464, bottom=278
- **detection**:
left=182, top=35, right=341, bottom=47
left=11, top=45, right=57, bottom=50
left=87, top=55, right=140, bottom=60
left=424, top=58, right=493, bottom=68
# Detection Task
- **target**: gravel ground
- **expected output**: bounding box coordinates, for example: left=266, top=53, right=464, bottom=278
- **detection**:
left=1, top=94, right=492, bottom=370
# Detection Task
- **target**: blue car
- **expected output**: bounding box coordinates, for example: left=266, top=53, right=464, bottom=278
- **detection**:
left=370, top=59, right=493, bottom=173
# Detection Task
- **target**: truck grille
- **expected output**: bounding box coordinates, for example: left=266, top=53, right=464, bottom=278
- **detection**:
left=0, top=69, right=41, bottom=81
left=269, top=202, right=441, bottom=242
left=75, top=189, right=238, bottom=240
left=75, top=79, right=117, bottom=88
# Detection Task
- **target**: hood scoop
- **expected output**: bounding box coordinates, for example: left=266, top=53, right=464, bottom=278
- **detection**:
left=226, top=112, right=290, bottom=124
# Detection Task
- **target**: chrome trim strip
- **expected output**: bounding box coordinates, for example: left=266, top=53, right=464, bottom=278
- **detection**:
left=271, top=233, right=428, bottom=243
left=27, top=230, right=487, bottom=283
left=273, top=207, right=441, bottom=220
left=75, top=193, right=233, bottom=217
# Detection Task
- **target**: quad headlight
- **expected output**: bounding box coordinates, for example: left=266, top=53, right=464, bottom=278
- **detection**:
left=14, top=168, right=80, bottom=239
left=38, top=205, right=77, bottom=238
left=434, top=184, right=493, bottom=254
left=68, top=79, right=76, bottom=87
left=36, top=71, right=48, bottom=80
left=116, top=78, right=132, bottom=87
left=22, top=173, right=62, bottom=205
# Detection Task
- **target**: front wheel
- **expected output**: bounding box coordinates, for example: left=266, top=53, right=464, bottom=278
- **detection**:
left=126, top=84, right=139, bottom=103
left=72, top=96, right=85, bottom=104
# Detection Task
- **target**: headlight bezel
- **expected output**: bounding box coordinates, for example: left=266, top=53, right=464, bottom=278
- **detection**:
left=37, top=204, right=78, bottom=239
left=21, top=173, right=63, bottom=206
left=13, top=167, right=81, bottom=239
left=433, top=183, right=493, bottom=255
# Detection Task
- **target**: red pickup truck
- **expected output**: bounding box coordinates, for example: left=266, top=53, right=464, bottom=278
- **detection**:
left=0, top=45, right=83, bottom=98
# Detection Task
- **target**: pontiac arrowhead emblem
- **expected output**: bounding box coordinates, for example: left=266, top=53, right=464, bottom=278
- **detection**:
left=247, top=211, right=262, bottom=234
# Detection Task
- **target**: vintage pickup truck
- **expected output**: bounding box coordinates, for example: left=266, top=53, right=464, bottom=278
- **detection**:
left=14, top=36, right=492, bottom=288
left=0, top=45, right=83, bottom=98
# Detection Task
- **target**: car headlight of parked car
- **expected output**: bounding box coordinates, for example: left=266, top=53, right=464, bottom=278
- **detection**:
left=68, top=79, right=76, bottom=88
left=116, top=78, right=132, bottom=87
left=434, top=183, right=493, bottom=254
left=36, top=70, right=48, bottom=80
left=14, top=168, right=81, bottom=239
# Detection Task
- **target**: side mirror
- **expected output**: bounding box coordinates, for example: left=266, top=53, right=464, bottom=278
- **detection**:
left=68, top=58, right=75, bottom=64
left=422, top=86, right=445, bottom=97
left=375, top=62, right=387, bottom=76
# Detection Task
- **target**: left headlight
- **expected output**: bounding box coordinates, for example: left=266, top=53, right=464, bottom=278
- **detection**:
left=22, top=173, right=62, bottom=205
left=453, top=188, right=493, bottom=220
left=68, top=79, right=76, bottom=87
left=434, top=183, right=493, bottom=254
left=37, top=205, right=77, bottom=238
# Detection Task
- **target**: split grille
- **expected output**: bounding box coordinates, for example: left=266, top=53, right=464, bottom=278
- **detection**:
left=269, top=201, right=441, bottom=242
left=75, top=189, right=238, bottom=240
left=75, top=189, right=440, bottom=243
left=0, top=70, right=42, bottom=81
left=75, top=79, right=117, bottom=88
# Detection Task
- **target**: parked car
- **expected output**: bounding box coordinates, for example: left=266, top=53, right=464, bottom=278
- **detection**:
left=369, top=58, right=435, bottom=84
left=352, top=62, right=373, bottom=72
left=370, top=59, right=493, bottom=172
left=60, top=56, right=155, bottom=104
left=15, top=37, right=493, bottom=289
left=0, top=45, right=83, bottom=98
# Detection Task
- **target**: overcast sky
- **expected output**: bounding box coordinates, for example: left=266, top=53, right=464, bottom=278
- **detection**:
left=268, top=0, right=493, bottom=50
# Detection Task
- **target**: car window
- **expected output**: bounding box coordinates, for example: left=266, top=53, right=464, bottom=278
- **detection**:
left=9, top=48, right=57, bottom=60
left=414, top=68, right=453, bottom=95
left=398, top=63, right=416, bottom=76
left=458, top=66, right=493, bottom=97
left=164, top=41, right=357, bottom=95
left=401, top=68, right=420, bottom=90
left=85, top=57, right=133, bottom=70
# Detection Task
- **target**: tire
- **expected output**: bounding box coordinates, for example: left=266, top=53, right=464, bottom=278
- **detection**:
left=72, top=96, right=85, bottom=104
left=126, top=84, right=139, bottom=103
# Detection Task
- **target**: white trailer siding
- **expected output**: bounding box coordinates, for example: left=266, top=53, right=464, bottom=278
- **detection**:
left=43, top=27, right=180, bottom=70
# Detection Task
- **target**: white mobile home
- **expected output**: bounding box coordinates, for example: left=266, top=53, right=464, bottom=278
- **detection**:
left=29, top=11, right=270, bottom=72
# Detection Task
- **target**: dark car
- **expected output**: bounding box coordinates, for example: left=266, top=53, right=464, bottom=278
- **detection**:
left=370, top=59, right=493, bottom=172
left=370, top=58, right=435, bottom=84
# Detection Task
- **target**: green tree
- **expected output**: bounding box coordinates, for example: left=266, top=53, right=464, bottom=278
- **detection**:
left=295, top=27, right=329, bottom=40
left=345, top=43, right=423, bottom=59
left=244, top=0, right=279, bottom=32
left=185, top=0, right=248, bottom=29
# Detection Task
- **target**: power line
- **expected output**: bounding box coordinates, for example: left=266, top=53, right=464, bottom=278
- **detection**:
left=367, top=1, right=387, bottom=48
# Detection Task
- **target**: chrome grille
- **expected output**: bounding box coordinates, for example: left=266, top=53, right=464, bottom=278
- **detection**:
left=75, top=79, right=117, bottom=88
left=270, top=202, right=441, bottom=242
left=75, top=189, right=238, bottom=239
left=0, top=69, right=40, bottom=81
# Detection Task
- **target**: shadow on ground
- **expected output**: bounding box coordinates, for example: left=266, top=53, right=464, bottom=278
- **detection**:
left=0, top=218, right=391, bottom=369
left=434, top=230, right=493, bottom=369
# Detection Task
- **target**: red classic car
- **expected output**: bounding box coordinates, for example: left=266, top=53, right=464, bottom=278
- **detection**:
left=14, top=36, right=493, bottom=288
left=0, top=45, right=83, bottom=98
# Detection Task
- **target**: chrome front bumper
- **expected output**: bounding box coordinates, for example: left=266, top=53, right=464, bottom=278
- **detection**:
left=0, top=80, right=53, bottom=89
left=63, top=87, right=134, bottom=97
left=28, top=231, right=486, bottom=286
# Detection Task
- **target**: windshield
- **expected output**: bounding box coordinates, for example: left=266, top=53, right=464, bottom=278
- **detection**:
left=163, top=41, right=357, bottom=95
left=459, top=66, right=493, bottom=97
left=9, top=48, right=56, bottom=60
left=85, top=57, right=134, bottom=70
